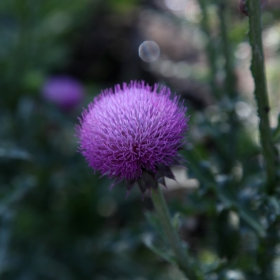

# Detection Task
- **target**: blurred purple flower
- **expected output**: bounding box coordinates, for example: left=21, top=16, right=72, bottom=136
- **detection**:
left=42, top=76, right=84, bottom=110
left=77, top=81, right=188, bottom=194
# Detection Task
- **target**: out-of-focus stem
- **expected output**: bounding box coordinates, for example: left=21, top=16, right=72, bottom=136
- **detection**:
left=247, top=0, right=279, bottom=194
left=151, top=187, right=203, bottom=280
left=197, top=0, right=220, bottom=98
left=217, top=2, right=238, bottom=171
left=218, top=3, right=236, bottom=101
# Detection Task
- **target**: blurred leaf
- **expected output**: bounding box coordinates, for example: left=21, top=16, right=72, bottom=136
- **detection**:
left=144, top=211, right=163, bottom=237
left=217, top=190, right=266, bottom=238
left=0, top=176, right=36, bottom=216
left=0, top=146, right=32, bottom=160
left=172, top=212, right=183, bottom=231
left=142, top=233, right=176, bottom=265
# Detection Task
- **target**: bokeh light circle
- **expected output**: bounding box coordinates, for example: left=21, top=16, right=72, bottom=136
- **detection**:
left=138, top=41, right=160, bottom=62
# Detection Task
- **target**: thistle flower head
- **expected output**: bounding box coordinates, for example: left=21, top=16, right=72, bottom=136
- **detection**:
left=42, top=76, right=84, bottom=111
left=77, top=81, right=188, bottom=194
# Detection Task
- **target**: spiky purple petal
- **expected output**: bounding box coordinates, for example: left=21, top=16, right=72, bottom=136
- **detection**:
left=77, top=81, right=189, bottom=189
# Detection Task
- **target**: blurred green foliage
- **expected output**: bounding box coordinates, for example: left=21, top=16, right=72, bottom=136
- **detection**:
left=1, top=0, right=280, bottom=279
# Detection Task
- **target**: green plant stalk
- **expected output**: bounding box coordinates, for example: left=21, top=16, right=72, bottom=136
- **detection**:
left=247, top=0, right=279, bottom=195
left=247, top=0, right=279, bottom=278
left=151, top=187, right=202, bottom=280
left=197, top=0, right=220, bottom=99
left=218, top=2, right=239, bottom=172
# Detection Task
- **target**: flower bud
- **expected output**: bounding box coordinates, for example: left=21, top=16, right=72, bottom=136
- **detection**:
left=239, top=0, right=267, bottom=16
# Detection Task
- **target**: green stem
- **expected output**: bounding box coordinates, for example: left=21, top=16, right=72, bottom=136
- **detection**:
left=197, top=0, right=220, bottom=99
left=247, top=0, right=279, bottom=195
left=247, top=0, right=280, bottom=278
left=218, top=2, right=238, bottom=172
left=151, top=187, right=202, bottom=280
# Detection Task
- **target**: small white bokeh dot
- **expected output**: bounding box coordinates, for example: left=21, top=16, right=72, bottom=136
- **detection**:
left=138, top=41, right=160, bottom=63
left=164, top=0, right=189, bottom=11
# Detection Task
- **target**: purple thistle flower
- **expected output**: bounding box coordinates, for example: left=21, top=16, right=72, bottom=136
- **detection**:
left=42, top=76, right=84, bottom=111
left=77, top=81, right=189, bottom=194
